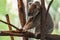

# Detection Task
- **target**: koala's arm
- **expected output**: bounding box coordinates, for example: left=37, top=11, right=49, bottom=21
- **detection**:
left=23, top=16, right=35, bottom=31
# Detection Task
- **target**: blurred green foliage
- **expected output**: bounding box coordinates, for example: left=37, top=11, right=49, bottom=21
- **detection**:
left=0, top=0, right=18, bottom=40
left=0, top=0, right=60, bottom=40
left=0, top=0, right=6, bottom=15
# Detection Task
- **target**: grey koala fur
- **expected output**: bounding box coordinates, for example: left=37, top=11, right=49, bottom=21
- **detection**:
left=23, top=1, right=54, bottom=36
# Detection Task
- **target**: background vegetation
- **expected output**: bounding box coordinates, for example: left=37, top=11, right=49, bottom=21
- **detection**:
left=0, top=0, right=60, bottom=40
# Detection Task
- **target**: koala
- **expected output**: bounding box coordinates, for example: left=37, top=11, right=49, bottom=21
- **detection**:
left=23, top=1, right=54, bottom=36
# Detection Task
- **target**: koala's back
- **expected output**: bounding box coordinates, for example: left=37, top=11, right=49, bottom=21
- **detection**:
left=34, top=12, right=54, bottom=35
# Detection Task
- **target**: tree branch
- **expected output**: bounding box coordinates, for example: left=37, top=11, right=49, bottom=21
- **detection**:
left=0, top=20, right=20, bottom=31
left=40, top=0, right=46, bottom=40
left=46, top=0, right=53, bottom=13
left=6, top=14, right=14, bottom=40
left=0, top=31, right=60, bottom=40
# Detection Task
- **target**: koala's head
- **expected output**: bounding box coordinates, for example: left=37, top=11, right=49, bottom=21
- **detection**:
left=28, top=1, right=41, bottom=16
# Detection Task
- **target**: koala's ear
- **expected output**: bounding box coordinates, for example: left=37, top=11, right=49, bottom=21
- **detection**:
left=28, top=2, right=32, bottom=5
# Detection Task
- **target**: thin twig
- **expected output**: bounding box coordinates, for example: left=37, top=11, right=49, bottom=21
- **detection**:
left=0, top=20, right=20, bottom=31
left=46, top=0, right=53, bottom=13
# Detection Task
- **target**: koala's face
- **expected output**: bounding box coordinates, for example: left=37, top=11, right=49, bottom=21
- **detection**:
left=28, top=1, right=41, bottom=16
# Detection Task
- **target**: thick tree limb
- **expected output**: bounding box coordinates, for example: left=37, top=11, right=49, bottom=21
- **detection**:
left=40, top=0, right=46, bottom=40
left=17, top=0, right=28, bottom=40
left=0, top=31, right=60, bottom=40
left=40, top=0, right=54, bottom=40
left=17, top=0, right=26, bottom=27
left=0, top=31, right=35, bottom=38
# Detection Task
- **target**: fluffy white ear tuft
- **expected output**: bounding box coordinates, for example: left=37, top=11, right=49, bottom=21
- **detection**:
left=28, top=2, right=32, bottom=5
